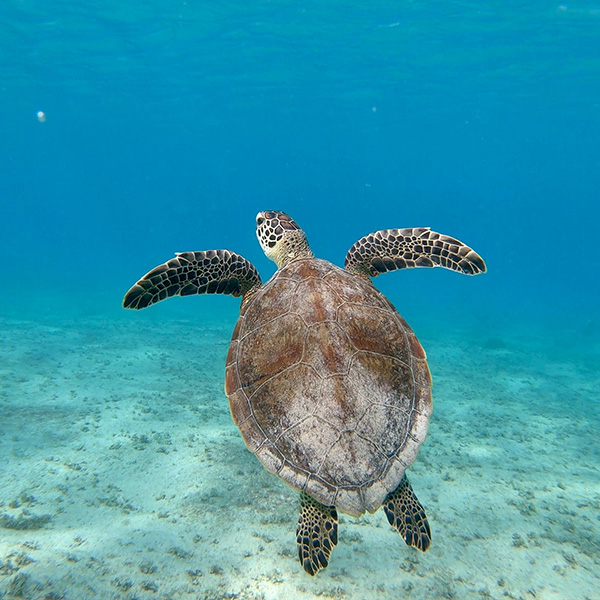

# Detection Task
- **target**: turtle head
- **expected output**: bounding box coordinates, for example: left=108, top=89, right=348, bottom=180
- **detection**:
left=256, top=211, right=314, bottom=268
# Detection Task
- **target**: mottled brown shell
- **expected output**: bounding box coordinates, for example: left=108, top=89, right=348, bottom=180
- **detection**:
left=225, top=258, right=432, bottom=517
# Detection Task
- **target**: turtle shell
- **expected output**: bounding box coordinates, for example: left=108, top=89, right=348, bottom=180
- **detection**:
left=225, top=258, right=432, bottom=517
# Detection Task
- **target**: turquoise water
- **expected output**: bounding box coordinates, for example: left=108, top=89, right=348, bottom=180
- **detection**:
left=1, top=2, right=599, bottom=599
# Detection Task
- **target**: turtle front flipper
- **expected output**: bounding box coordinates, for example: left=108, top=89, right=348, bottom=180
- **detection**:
left=296, top=492, right=338, bottom=576
left=345, top=228, right=486, bottom=277
left=123, top=250, right=261, bottom=309
left=383, top=474, right=431, bottom=552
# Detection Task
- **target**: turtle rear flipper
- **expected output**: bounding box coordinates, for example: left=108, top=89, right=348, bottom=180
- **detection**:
left=123, top=250, right=261, bottom=309
left=383, top=474, right=431, bottom=552
left=296, top=492, right=338, bottom=576
left=345, top=228, right=486, bottom=277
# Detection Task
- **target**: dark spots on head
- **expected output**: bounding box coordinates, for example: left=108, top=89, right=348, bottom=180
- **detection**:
left=281, top=220, right=299, bottom=231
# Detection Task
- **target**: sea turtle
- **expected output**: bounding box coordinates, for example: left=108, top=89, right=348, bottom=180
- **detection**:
left=123, top=210, right=486, bottom=575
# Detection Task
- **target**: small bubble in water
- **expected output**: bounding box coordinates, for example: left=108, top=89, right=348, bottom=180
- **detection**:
left=37, top=111, right=46, bottom=122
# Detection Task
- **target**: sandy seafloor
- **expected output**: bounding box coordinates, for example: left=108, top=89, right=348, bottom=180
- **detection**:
left=1, top=299, right=599, bottom=600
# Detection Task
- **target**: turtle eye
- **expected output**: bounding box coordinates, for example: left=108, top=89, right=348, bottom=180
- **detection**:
left=257, top=217, right=265, bottom=226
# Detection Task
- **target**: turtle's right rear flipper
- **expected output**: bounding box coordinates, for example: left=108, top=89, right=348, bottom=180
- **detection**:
left=383, top=474, right=431, bottom=552
left=123, top=250, right=261, bottom=309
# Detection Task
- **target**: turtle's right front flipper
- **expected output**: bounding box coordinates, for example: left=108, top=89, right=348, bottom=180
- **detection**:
left=123, top=250, right=261, bottom=309
left=345, top=228, right=486, bottom=278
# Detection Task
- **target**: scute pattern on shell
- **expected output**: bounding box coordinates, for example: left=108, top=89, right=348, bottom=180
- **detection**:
left=225, top=258, right=432, bottom=517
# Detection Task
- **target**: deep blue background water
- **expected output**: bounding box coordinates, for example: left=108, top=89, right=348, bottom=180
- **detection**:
left=1, top=0, right=599, bottom=328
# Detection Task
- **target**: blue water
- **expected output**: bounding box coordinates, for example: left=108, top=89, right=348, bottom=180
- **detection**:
left=2, top=0, right=599, bottom=322
left=1, top=1, right=599, bottom=598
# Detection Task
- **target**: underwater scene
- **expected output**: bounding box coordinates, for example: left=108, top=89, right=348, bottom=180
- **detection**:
left=1, top=1, right=599, bottom=599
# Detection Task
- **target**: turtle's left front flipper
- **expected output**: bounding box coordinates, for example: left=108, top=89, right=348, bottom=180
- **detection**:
left=345, top=228, right=486, bottom=278
left=123, top=250, right=261, bottom=310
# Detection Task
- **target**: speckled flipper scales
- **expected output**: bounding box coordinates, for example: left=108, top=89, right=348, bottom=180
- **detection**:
left=345, top=228, right=486, bottom=277
left=383, top=474, right=431, bottom=552
left=123, top=250, right=261, bottom=309
left=296, top=492, right=339, bottom=576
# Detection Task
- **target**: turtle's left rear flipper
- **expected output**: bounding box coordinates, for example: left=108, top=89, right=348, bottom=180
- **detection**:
left=123, top=250, right=261, bottom=309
